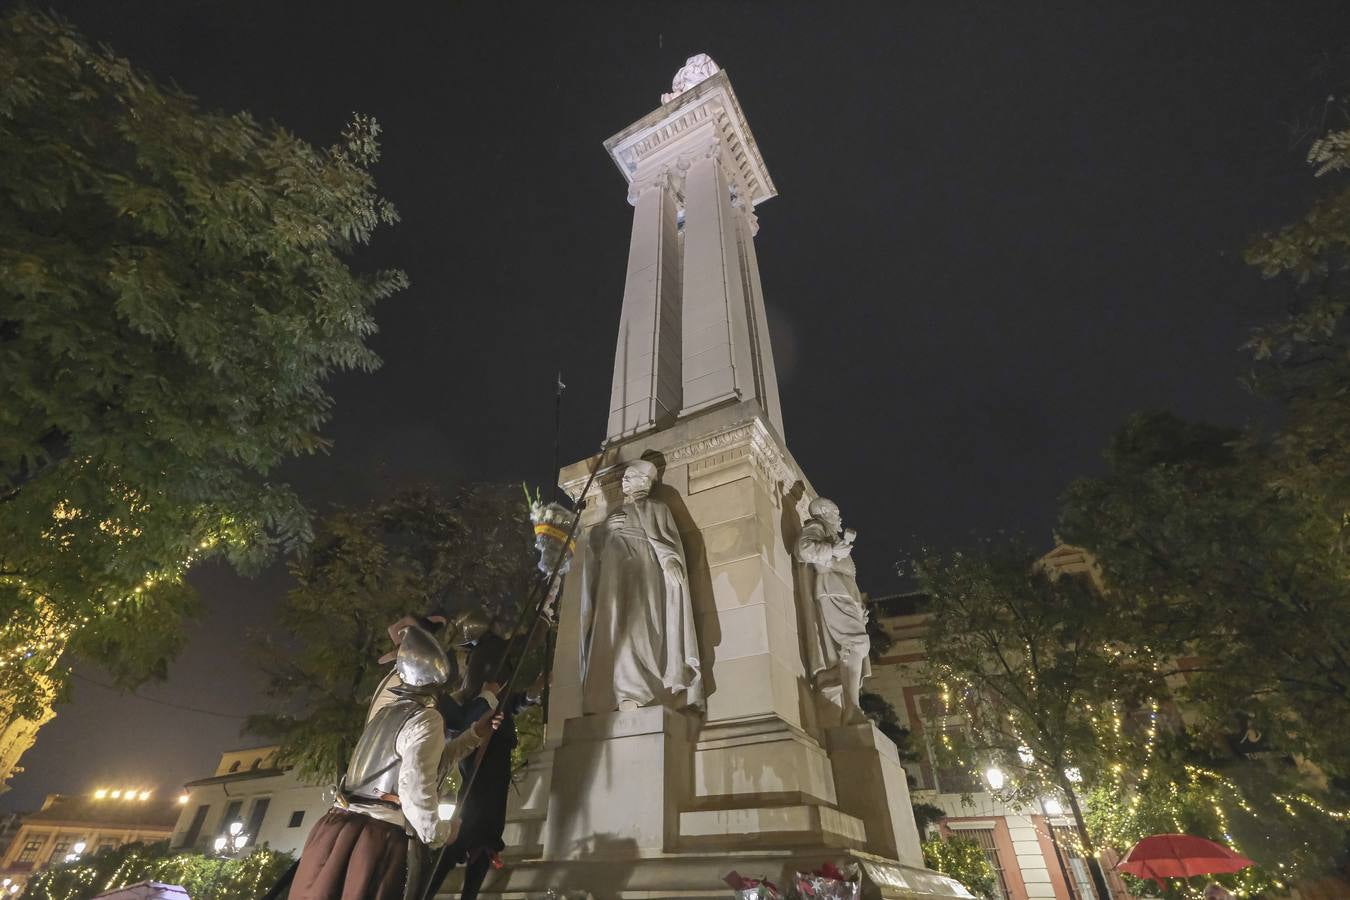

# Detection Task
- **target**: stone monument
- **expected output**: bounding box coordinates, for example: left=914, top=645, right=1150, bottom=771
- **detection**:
left=458, top=56, right=972, bottom=899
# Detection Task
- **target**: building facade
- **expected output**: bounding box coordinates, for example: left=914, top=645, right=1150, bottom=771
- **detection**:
left=0, top=792, right=177, bottom=891
left=169, top=746, right=327, bottom=858
left=867, top=590, right=1131, bottom=900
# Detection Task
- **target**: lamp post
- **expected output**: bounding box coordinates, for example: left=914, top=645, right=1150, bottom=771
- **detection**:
left=213, top=821, right=250, bottom=856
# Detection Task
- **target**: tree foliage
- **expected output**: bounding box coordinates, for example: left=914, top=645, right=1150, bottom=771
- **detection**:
left=21, top=841, right=293, bottom=900
left=921, top=835, right=998, bottom=900
left=913, top=543, right=1161, bottom=808
left=246, top=485, right=537, bottom=784
left=0, top=8, right=404, bottom=740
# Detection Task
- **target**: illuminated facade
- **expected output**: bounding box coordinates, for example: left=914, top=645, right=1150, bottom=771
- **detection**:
left=0, top=791, right=177, bottom=891
left=169, top=746, right=327, bottom=858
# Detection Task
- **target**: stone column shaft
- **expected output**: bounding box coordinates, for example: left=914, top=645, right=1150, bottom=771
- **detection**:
left=679, top=152, right=757, bottom=419
left=606, top=175, right=683, bottom=440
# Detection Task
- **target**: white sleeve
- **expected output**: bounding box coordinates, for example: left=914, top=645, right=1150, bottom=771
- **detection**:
left=443, top=722, right=484, bottom=769
left=396, top=707, right=448, bottom=845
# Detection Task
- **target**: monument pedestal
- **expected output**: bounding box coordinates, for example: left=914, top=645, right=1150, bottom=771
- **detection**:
left=446, top=408, right=968, bottom=898
left=544, top=706, right=694, bottom=858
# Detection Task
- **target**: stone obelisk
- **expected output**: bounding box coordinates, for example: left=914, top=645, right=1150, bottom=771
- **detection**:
left=462, top=56, right=971, bottom=900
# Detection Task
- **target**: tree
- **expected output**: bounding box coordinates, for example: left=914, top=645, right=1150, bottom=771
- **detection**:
left=913, top=542, right=1164, bottom=900
left=0, top=8, right=405, bottom=784
left=246, top=485, right=537, bottom=784
left=921, top=834, right=998, bottom=900
left=20, top=841, right=293, bottom=900
left=1060, top=410, right=1350, bottom=781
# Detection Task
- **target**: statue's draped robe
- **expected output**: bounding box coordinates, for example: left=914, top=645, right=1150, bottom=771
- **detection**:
left=579, top=495, right=703, bottom=713
left=794, top=517, right=872, bottom=686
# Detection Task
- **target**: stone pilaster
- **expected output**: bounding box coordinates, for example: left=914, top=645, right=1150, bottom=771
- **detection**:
left=606, top=169, right=683, bottom=439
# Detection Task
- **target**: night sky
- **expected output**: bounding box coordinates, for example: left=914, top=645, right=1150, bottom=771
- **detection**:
left=6, top=1, right=1348, bottom=812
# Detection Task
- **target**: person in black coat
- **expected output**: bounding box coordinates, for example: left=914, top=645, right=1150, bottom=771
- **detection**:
left=426, top=633, right=541, bottom=900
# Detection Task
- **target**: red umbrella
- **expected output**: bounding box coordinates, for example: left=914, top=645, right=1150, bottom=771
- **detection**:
left=1118, top=834, right=1253, bottom=886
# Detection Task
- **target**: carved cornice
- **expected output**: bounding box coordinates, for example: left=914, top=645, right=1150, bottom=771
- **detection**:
left=667, top=419, right=797, bottom=492
left=604, top=70, right=776, bottom=208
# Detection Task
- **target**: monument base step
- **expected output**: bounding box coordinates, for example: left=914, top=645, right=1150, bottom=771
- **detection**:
left=434, top=847, right=974, bottom=900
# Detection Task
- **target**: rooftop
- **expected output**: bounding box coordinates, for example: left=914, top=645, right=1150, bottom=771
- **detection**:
left=24, top=794, right=179, bottom=829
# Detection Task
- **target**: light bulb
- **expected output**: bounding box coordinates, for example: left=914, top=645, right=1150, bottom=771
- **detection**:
left=1017, top=745, right=1034, bottom=765
left=139, top=791, right=151, bottom=801
left=437, top=802, right=455, bottom=821
left=178, top=793, right=190, bottom=805
left=213, top=837, right=227, bottom=853
left=229, top=821, right=243, bottom=836
left=984, top=766, right=1006, bottom=790
left=234, top=834, right=249, bottom=849
left=72, top=842, right=86, bottom=855
left=1044, top=798, right=1064, bottom=816
left=1064, top=767, right=1082, bottom=784
left=110, top=790, right=121, bottom=799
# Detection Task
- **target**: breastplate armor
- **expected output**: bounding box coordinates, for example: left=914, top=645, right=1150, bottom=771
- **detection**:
left=343, top=697, right=424, bottom=801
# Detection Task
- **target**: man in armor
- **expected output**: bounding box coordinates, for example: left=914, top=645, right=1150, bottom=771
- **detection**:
left=289, top=621, right=500, bottom=900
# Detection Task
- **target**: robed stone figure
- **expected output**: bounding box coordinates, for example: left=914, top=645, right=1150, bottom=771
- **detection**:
left=579, top=460, right=703, bottom=714
left=794, top=496, right=871, bottom=725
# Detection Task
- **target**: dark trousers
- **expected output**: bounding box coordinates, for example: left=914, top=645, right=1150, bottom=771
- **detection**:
left=423, top=843, right=492, bottom=900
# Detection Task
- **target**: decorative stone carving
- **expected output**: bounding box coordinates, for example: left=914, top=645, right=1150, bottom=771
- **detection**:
left=794, top=497, right=871, bottom=725
left=667, top=420, right=796, bottom=493
left=578, top=461, right=703, bottom=714
left=662, top=53, right=721, bottom=103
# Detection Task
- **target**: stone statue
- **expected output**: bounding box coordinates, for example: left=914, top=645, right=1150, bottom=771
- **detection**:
left=578, top=460, right=703, bottom=714
left=795, top=497, right=871, bottom=725
left=662, top=53, right=720, bottom=103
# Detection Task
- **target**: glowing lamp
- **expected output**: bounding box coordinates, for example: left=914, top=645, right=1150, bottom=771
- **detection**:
left=110, top=790, right=122, bottom=799
left=234, top=834, right=249, bottom=849
left=437, top=802, right=455, bottom=821
left=229, top=821, right=243, bottom=836
left=138, top=791, right=151, bottom=800
left=213, top=836, right=228, bottom=853
left=1064, top=767, right=1082, bottom=784
left=72, top=842, right=86, bottom=855
left=984, top=766, right=1006, bottom=790
left=1044, top=797, right=1064, bottom=816
left=178, top=793, right=190, bottom=805
left=94, top=789, right=107, bottom=799
left=1017, top=745, right=1034, bottom=765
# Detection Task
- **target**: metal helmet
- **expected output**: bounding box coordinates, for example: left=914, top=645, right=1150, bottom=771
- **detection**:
left=395, top=622, right=450, bottom=688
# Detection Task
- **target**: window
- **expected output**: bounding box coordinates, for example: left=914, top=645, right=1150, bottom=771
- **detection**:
left=17, top=839, right=43, bottom=863
left=48, top=840, right=70, bottom=863
left=182, top=804, right=210, bottom=849
left=914, top=693, right=982, bottom=794
left=287, top=810, right=305, bottom=828
left=97, top=841, right=117, bottom=855
left=246, top=798, right=270, bottom=839
left=250, top=757, right=263, bottom=770
left=1054, top=825, right=1098, bottom=900
left=960, top=828, right=1010, bottom=900
left=228, top=761, right=241, bottom=773
left=220, top=799, right=244, bottom=835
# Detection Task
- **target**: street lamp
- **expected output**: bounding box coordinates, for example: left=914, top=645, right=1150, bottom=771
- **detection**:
left=1043, top=797, right=1064, bottom=816
left=215, top=822, right=249, bottom=856
left=984, top=766, right=1006, bottom=791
